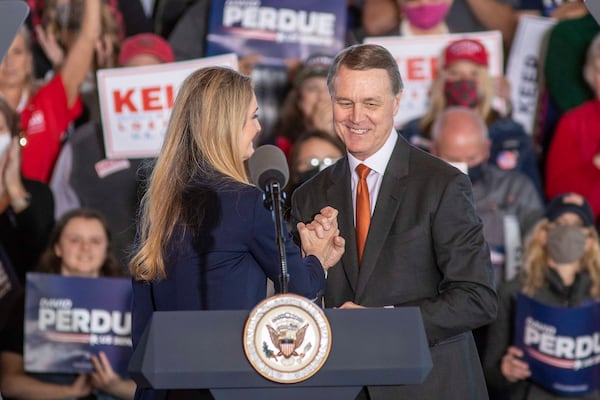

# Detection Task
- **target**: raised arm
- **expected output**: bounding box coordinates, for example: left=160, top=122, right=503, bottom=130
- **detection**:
left=59, top=0, right=102, bottom=108
left=465, top=0, right=517, bottom=45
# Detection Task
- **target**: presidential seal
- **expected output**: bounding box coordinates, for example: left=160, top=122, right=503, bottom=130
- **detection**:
left=243, top=293, right=331, bottom=383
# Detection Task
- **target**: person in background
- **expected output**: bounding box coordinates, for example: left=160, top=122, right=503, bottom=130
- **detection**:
left=447, top=0, right=518, bottom=46
left=545, top=33, right=600, bottom=221
left=50, top=33, right=175, bottom=268
left=290, top=43, right=497, bottom=399
left=484, top=193, right=600, bottom=399
left=538, top=8, right=600, bottom=159
left=359, top=0, right=518, bottom=46
left=36, top=0, right=122, bottom=75
left=0, top=208, right=135, bottom=399
left=0, top=0, right=101, bottom=183
left=397, top=0, right=453, bottom=35
left=287, top=130, right=345, bottom=195
left=517, top=0, right=587, bottom=19
left=284, top=129, right=345, bottom=223
left=0, top=98, right=54, bottom=286
left=430, top=106, right=543, bottom=286
left=37, top=0, right=123, bottom=126
left=402, top=38, right=543, bottom=196
left=129, top=66, right=345, bottom=399
left=165, top=0, right=288, bottom=136
left=354, top=0, right=401, bottom=41
left=265, top=54, right=336, bottom=157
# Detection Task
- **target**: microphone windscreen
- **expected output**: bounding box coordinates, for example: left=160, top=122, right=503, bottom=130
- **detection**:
left=248, top=144, right=289, bottom=190
left=585, top=0, right=600, bottom=25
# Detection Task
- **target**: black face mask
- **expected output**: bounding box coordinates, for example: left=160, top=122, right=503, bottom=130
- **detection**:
left=468, top=163, right=484, bottom=184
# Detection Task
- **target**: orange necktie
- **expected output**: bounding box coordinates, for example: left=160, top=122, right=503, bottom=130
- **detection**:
left=355, top=164, right=371, bottom=265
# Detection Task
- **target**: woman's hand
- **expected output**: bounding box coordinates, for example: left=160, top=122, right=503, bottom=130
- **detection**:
left=4, top=138, right=28, bottom=213
left=90, top=351, right=120, bottom=389
left=500, top=346, right=531, bottom=382
left=298, top=206, right=345, bottom=270
left=90, top=351, right=136, bottom=399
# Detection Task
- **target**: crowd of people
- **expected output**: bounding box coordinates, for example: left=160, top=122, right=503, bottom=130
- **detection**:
left=0, top=0, right=598, bottom=399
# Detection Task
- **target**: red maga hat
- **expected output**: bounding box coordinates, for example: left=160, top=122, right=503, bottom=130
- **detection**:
left=443, top=38, right=488, bottom=68
left=118, top=33, right=174, bottom=67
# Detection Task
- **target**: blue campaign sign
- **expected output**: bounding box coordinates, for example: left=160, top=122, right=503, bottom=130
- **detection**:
left=24, top=273, right=132, bottom=376
left=515, top=293, right=600, bottom=395
left=206, top=0, right=347, bottom=65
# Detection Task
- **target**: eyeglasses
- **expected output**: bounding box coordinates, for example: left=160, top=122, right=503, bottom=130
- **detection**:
left=296, top=156, right=339, bottom=172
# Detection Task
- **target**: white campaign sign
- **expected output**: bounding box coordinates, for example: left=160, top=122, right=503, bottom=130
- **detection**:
left=97, top=53, right=238, bottom=159
left=506, top=15, right=556, bottom=136
left=364, top=31, right=503, bottom=128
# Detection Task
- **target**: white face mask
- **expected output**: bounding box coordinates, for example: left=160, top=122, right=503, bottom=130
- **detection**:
left=0, top=134, right=11, bottom=156
left=447, top=161, right=468, bottom=175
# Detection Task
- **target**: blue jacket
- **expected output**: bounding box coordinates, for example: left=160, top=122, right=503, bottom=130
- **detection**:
left=131, top=176, right=326, bottom=399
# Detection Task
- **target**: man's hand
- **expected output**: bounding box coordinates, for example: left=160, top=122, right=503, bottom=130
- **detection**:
left=338, top=301, right=366, bottom=309
left=298, top=206, right=345, bottom=270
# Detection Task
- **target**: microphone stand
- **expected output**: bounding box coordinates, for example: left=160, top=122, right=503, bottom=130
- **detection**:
left=264, top=180, right=289, bottom=294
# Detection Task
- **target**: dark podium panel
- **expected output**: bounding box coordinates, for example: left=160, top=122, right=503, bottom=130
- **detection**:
left=129, top=307, right=432, bottom=400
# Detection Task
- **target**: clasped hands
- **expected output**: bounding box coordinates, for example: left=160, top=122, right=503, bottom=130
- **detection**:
left=297, top=206, right=345, bottom=271
left=297, top=207, right=365, bottom=309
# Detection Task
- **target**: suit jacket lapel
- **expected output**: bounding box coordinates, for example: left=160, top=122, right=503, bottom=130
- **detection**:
left=356, top=137, right=411, bottom=299
left=327, top=158, right=360, bottom=293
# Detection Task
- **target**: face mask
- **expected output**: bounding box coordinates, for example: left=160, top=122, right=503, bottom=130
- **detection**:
left=546, top=224, right=588, bottom=264
left=402, top=2, right=451, bottom=30
left=444, top=79, right=480, bottom=108
left=467, top=163, right=484, bottom=184
left=0, top=134, right=11, bottom=156
left=447, top=161, right=468, bottom=174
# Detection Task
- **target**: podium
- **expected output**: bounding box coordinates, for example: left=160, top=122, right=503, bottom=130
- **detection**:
left=129, top=307, right=432, bottom=400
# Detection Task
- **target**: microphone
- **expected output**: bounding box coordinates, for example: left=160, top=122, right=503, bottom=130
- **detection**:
left=248, top=144, right=289, bottom=191
left=248, top=144, right=290, bottom=294
left=585, top=0, right=600, bottom=25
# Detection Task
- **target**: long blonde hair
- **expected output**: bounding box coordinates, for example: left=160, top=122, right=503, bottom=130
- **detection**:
left=418, top=63, right=495, bottom=137
left=130, top=67, right=254, bottom=281
left=521, top=219, right=600, bottom=299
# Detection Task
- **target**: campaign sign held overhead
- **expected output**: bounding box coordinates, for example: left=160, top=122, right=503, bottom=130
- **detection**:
left=206, top=0, right=347, bottom=65
left=515, top=293, right=600, bottom=396
left=24, top=273, right=132, bottom=376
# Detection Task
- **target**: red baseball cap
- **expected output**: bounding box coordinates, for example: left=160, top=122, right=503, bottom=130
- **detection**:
left=443, top=39, right=488, bottom=68
left=118, top=33, right=174, bottom=67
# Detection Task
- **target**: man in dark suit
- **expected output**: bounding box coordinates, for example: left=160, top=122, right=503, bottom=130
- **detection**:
left=290, top=43, right=498, bottom=399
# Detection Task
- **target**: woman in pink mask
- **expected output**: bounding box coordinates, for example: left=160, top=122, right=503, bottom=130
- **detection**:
left=360, top=0, right=517, bottom=44
left=398, top=0, right=453, bottom=35
left=358, top=0, right=452, bottom=39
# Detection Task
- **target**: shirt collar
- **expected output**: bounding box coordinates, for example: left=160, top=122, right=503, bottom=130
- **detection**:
left=347, top=129, right=398, bottom=176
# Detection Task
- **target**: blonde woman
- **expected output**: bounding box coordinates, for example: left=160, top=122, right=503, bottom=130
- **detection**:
left=484, top=193, right=600, bottom=399
left=130, top=67, right=344, bottom=399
